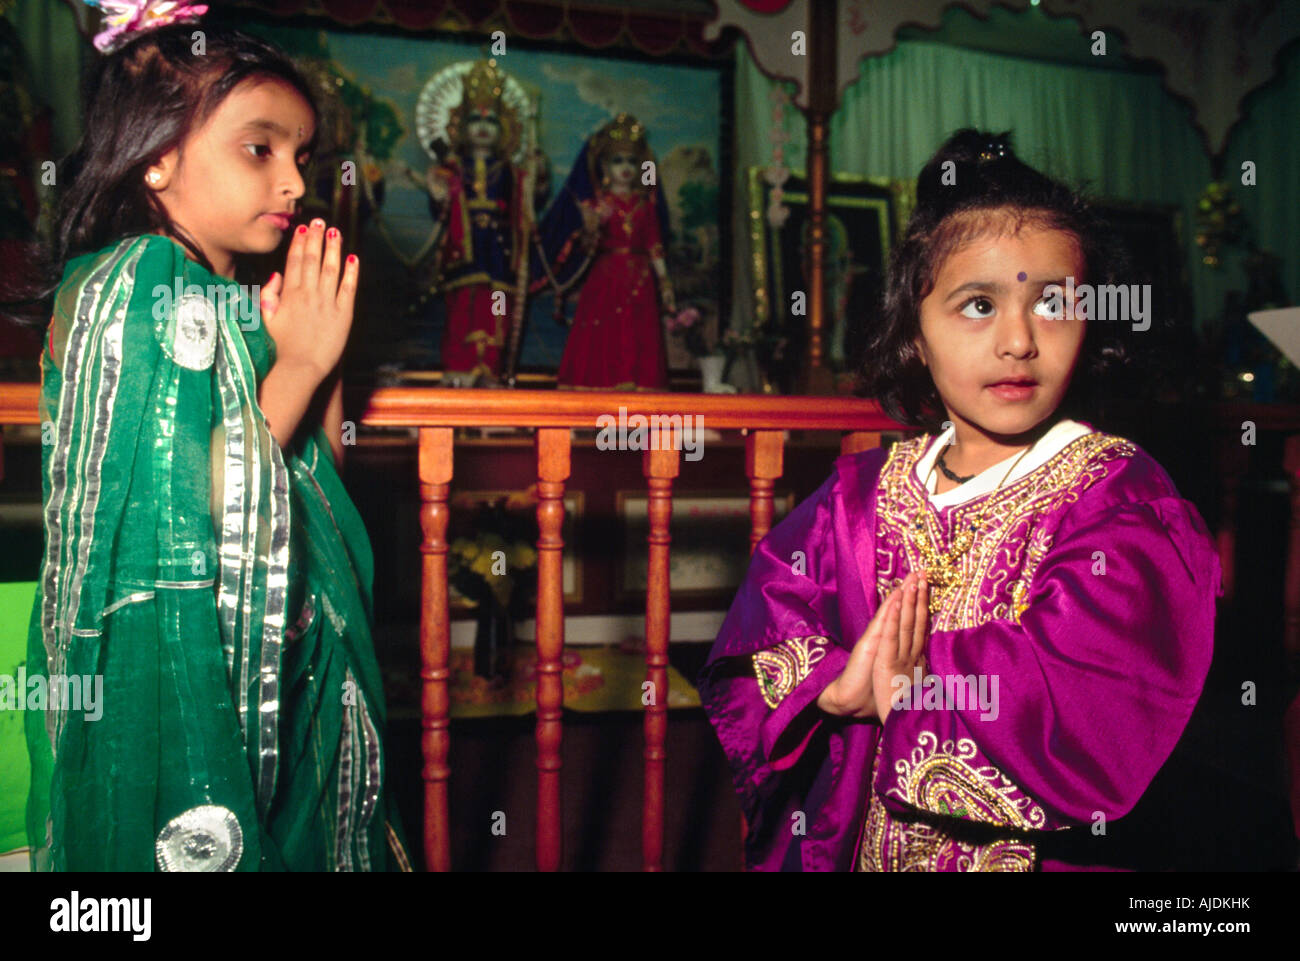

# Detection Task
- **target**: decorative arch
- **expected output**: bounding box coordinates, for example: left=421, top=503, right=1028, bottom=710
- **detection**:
left=706, top=0, right=1300, bottom=158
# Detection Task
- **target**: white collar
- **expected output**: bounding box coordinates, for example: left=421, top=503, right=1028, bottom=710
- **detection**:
left=914, top=419, right=1093, bottom=508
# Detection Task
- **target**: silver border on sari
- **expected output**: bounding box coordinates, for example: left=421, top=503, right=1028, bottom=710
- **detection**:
left=213, top=278, right=290, bottom=820
left=40, top=240, right=138, bottom=756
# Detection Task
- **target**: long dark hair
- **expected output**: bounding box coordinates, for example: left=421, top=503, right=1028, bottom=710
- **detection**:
left=0, top=22, right=318, bottom=330
left=855, top=128, right=1132, bottom=433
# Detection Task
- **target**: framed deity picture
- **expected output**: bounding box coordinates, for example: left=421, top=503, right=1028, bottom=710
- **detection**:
left=236, top=16, right=731, bottom=384
left=747, top=169, right=911, bottom=392
left=616, top=491, right=794, bottom=602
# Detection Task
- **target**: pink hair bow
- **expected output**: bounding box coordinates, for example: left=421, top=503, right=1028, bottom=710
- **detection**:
left=84, top=0, right=210, bottom=54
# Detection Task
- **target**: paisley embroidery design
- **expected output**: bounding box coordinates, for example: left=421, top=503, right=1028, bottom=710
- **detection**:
left=752, top=635, right=830, bottom=709
left=889, top=731, right=1046, bottom=829
left=857, top=732, right=1039, bottom=872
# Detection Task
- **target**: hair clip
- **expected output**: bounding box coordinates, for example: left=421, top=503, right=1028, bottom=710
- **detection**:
left=83, top=0, right=209, bottom=55
left=977, top=137, right=1009, bottom=163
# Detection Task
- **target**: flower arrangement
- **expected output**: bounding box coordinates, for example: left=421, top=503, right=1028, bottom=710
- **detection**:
left=447, top=496, right=540, bottom=680
left=448, top=532, right=537, bottom=611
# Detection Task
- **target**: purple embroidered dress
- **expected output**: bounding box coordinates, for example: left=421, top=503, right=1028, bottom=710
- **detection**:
left=697, top=419, right=1221, bottom=871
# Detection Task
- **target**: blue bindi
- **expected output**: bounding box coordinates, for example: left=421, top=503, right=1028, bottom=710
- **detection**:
left=1017, top=271, right=1027, bottom=282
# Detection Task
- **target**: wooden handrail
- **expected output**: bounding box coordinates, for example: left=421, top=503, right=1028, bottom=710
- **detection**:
left=0, top=382, right=39, bottom=425
left=356, top=387, right=899, bottom=430
left=0, top=382, right=897, bottom=430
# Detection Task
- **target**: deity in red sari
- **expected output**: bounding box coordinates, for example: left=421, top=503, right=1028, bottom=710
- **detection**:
left=533, top=114, right=675, bottom=390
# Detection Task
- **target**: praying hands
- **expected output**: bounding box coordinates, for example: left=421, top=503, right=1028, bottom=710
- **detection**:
left=817, top=570, right=929, bottom=724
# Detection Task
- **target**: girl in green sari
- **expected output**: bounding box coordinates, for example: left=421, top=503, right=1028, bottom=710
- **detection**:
left=9, top=20, right=411, bottom=871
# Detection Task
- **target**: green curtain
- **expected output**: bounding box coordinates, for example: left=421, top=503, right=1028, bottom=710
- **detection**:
left=4, top=0, right=88, bottom=160
left=733, top=37, right=1298, bottom=341
left=1225, top=46, right=1300, bottom=315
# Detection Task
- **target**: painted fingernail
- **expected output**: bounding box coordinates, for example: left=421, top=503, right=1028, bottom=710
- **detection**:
left=327, top=227, right=337, bottom=238
left=297, top=225, right=307, bottom=235
left=312, top=218, right=324, bottom=228
left=346, top=254, right=357, bottom=264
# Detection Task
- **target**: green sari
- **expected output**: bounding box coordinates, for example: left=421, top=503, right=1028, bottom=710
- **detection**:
left=25, top=233, right=412, bottom=871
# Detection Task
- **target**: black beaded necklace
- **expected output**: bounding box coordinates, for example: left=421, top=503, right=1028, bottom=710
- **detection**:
left=935, top=448, right=975, bottom=484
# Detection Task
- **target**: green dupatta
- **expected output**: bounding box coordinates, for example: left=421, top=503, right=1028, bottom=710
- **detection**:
left=26, top=234, right=411, bottom=871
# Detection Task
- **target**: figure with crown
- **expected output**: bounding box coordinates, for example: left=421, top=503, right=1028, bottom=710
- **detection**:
left=532, top=113, right=675, bottom=390
left=413, top=59, right=543, bottom=387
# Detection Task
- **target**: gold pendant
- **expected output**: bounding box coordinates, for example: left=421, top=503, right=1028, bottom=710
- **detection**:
left=910, top=512, right=982, bottom=611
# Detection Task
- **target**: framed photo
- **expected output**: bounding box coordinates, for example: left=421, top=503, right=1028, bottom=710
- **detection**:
left=747, top=169, right=910, bottom=390
left=1091, top=199, right=1192, bottom=340
left=616, top=490, right=794, bottom=601
left=447, top=489, right=583, bottom=611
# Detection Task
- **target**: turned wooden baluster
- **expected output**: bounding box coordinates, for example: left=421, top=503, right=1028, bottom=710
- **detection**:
left=643, top=425, right=680, bottom=871
left=535, top=428, right=570, bottom=871
left=418, top=427, right=454, bottom=872
left=746, top=430, right=785, bottom=550
left=841, top=430, right=883, bottom=456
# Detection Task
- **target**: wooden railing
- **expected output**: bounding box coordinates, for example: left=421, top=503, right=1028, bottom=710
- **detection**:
left=0, top=381, right=900, bottom=870
left=357, top=388, right=901, bottom=871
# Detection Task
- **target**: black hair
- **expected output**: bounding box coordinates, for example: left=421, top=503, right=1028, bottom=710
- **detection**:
left=855, top=128, right=1133, bottom=433
left=0, top=22, right=319, bottom=330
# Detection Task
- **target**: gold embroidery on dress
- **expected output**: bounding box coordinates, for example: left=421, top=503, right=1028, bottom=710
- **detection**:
left=858, top=732, right=1038, bottom=872
left=889, top=731, right=1046, bottom=829
left=752, top=635, right=830, bottom=709
left=874, top=431, right=1136, bottom=631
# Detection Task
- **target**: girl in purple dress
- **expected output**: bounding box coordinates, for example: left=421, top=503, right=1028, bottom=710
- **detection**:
left=698, top=129, right=1222, bottom=871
